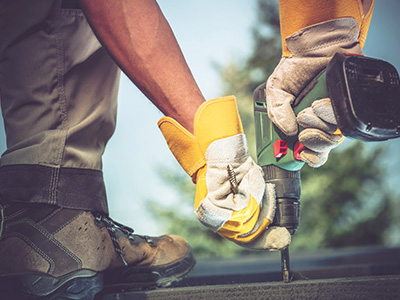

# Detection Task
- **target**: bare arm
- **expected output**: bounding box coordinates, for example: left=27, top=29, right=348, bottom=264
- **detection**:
left=79, top=0, right=205, bottom=133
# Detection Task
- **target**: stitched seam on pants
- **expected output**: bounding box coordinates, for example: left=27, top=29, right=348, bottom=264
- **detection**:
left=53, top=5, right=69, bottom=166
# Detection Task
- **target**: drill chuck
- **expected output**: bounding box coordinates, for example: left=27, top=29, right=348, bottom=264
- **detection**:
left=263, top=165, right=301, bottom=235
left=273, top=198, right=300, bottom=235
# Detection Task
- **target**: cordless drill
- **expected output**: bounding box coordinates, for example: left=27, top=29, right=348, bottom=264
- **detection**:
left=253, top=53, right=400, bottom=282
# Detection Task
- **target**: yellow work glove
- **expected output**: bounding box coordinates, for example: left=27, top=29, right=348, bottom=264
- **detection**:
left=266, top=0, right=374, bottom=167
left=158, top=96, right=291, bottom=251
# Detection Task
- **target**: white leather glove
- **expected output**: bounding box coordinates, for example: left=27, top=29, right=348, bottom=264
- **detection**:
left=266, top=18, right=363, bottom=167
left=159, top=96, right=291, bottom=251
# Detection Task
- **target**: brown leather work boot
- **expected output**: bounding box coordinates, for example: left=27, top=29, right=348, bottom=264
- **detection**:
left=0, top=203, right=195, bottom=300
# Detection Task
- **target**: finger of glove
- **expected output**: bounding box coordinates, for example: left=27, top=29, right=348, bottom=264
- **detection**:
left=298, top=128, right=341, bottom=153
left=300, top=148, right=329, bottom=168
left=266, top=57, right=324, bottom=137
left=266, top=56, right=337, bottom=136
left=266, top=87, right=298, bottom=136
left=311, top=98, right=337, bottom=125
left=236, top=226, right=291, bottom=251
left=297, top=107, right=337, bottom=134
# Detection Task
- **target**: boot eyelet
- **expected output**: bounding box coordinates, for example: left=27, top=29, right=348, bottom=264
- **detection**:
left=144, top=235, right=154, bottom=244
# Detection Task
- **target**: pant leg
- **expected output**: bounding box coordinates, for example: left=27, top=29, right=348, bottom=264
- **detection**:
left=0, top=0, right=121, bottom=214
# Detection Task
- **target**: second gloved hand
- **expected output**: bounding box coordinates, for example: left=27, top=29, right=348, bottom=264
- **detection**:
left=266, top=18, right=364, bottom=167
left=158, top=96, right=290, bottom=251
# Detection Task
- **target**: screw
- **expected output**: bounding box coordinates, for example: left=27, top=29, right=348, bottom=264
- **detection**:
left=227, top=164, right=239, bottom=194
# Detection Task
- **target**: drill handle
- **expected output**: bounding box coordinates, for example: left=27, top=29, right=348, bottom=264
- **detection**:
left=254, top=71, right=328, bottom=172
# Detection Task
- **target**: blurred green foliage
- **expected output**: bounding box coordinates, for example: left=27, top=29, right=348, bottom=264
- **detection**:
left=147, top=0, right=399, bottom=258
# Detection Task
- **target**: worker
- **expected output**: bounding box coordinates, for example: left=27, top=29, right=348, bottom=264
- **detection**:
left=0, top=0, right=374, bottom=299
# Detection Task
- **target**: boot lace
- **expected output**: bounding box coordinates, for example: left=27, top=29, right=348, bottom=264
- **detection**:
left=96, top=214, right=134, bottom=266
left=95, top=214, right=154, bottom=266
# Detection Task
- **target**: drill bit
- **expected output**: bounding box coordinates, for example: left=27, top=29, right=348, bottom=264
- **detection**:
left=281, top=247, right=291, bottom=283
left=227, top=164, right=239, bottom=194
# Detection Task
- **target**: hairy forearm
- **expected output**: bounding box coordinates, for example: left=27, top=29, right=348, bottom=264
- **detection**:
left=79, top=0, right=205, bottom=133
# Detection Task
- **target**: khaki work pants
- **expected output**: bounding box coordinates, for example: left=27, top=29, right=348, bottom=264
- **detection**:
left=0, top=0, right=121, bottom=214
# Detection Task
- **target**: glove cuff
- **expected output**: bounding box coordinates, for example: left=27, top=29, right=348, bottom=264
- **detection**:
left=286, top=18, right=362, bottom=57
left=158, top=117, right=205, bottom=182
left=279, top=0, right=367, bottom=57
left=194, top=96, right=244, bottom=154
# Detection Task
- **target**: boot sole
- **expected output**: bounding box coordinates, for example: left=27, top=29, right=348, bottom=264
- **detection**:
left=0, top=269, right=103, bottom=300
left=101, top=245, right=196, bottom=293
left=0, top=247, right=195, bottom=299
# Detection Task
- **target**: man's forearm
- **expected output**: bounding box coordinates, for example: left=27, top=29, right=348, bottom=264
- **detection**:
left=79, top=0, right=205, bottom=133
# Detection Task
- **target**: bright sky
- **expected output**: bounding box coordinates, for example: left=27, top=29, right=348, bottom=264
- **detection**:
left=0, top=0, right=399, bottom=236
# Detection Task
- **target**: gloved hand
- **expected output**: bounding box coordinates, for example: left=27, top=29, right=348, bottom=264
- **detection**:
left=267, top=18, right=362, bottom=167
left=266, top=0, right=374, bottom=167
left=296, top=98, right=344, bottom=167
left=158, top=96, right=291, bottom=251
